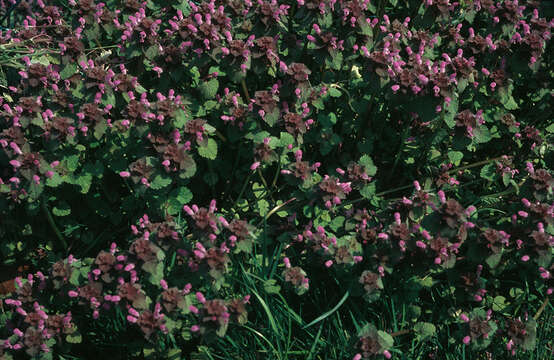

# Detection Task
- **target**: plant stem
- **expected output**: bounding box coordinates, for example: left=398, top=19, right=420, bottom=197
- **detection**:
left=232, top=170, right=254, bottom=215
left=257, top=197, right=296, bottom=227
left=257, top=168, right=274, bottom=202
left=533, top=297, right=549, bottom=321
left=390, top=329, right=412, bottom=337
left=241, top=78, right=251, bottom=103
left=42, top=202, right=68, bottom=251
left=447, top=156, right=503, bottom=174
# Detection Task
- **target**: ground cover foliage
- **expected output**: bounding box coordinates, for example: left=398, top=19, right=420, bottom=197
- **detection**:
left=0, top=0, right=552, bottom=358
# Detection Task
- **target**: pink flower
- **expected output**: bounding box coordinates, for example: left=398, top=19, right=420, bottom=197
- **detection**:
left=183, top=205, right=194, bottom=216
left=250, top=162, right=261, bottom=171
left=283, top=257, right=291, bottom=268
left=391, top=84, right=400, bottom=92
left=219, top=216, right=229, bottom=227
left=463, top=336, right=471, bottom=345
left=10, top=142, right=22, bottom=155
left=16, top=307, right=27, bottom=316
left=160, top=279, right=168, bottom=289
left=517, top=211, right=528, bottom=218
left=416, top=241, right=427, bottom=249
left=196, top=292, right=206, bottom=304
left=119, top=171, right=131, bottom=178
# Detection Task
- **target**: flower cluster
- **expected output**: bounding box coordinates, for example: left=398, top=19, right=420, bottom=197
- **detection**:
left=0, top=0, right=552, bottom=358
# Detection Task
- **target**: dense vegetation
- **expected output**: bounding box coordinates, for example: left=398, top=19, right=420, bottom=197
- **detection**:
left=0, top=0, right=552, bottom=359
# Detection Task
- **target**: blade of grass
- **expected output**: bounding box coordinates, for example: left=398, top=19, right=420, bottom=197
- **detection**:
left=303, top=290, right=350, bottom=329
left=241, top=324, right=281, bottom=360
left=306, top=323, right=324, bottom=360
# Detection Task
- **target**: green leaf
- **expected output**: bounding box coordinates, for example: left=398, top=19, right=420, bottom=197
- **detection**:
left=28, top=182, right=44, bottom=200
left=66, top=332, right=82, bottom=344
left=143, top=347, right=156, bottom=358
left=503, top=96, right=518, bottom=110
left=73, top=173, right=93, bottom=194
left=135, top=83, right=147, bottom=94
left=443, top=95, right=459, bottom=128
left=60, top=64, right=78, bottom=80
left=167, top=348, right=181, bottom=360
left=145, top=45, right=159, bottom=60
left=198, top=79, right=219, bottom=99
left=236, top=238, right=253, bottom=253
left=69, top=268, right=81, bottom=286
left=263, top=279, right=281, bottom=294
left=52, top=202, right=71, bottom=217
left=329, top=216, right=345, bottom=232
left=167, top=186, right=193, bottom=215
left=328, top=88, right=341, bottom=97
left=509, top=287, right=524, bottom=298
left=263, top=107, right=280, bottom=127
left=377, top=330, right=394, bottom=349
left=473, top=126, right=492, bottom=144
left=480, top=163, right=496, bottom=181
left=502, top=172, right=512, bottom=187
left=64, top=154, right=80, bottom=172
left=144, top=261, right=164, bottom=285
left=498, top=81, right=518, bottom=110
left=253, top=131, right=271, bottom=143
left=418, top=276, right=434, bottom=288
left=326, top=51, right=343, bottom=70
left=360, top=183, right=376, bottom=199
left=280, top=132, right=295, bottom=147
left=257, top=199, right=269, bottom=217
left=173, top=108, right=189, bottom=129
left=198, top=138, right=218, bottom=160
left=91, top=121, right=106, bottom=140
left=492, top=296, right=508, bottom=312
left=84, top=23, right=100, bottom=41
left=414, top=322, right=436, bottom=341
left=151, top=174, right=172, bottom=190
left=359, top=155, right=377, bottom=176
left=178, top=157, right=196, bottom=179
left=175, top=186, right=192, bottom=205
left=485, top=252, right=502, bottom=269
left=448, top=151, right=463, bottom=166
